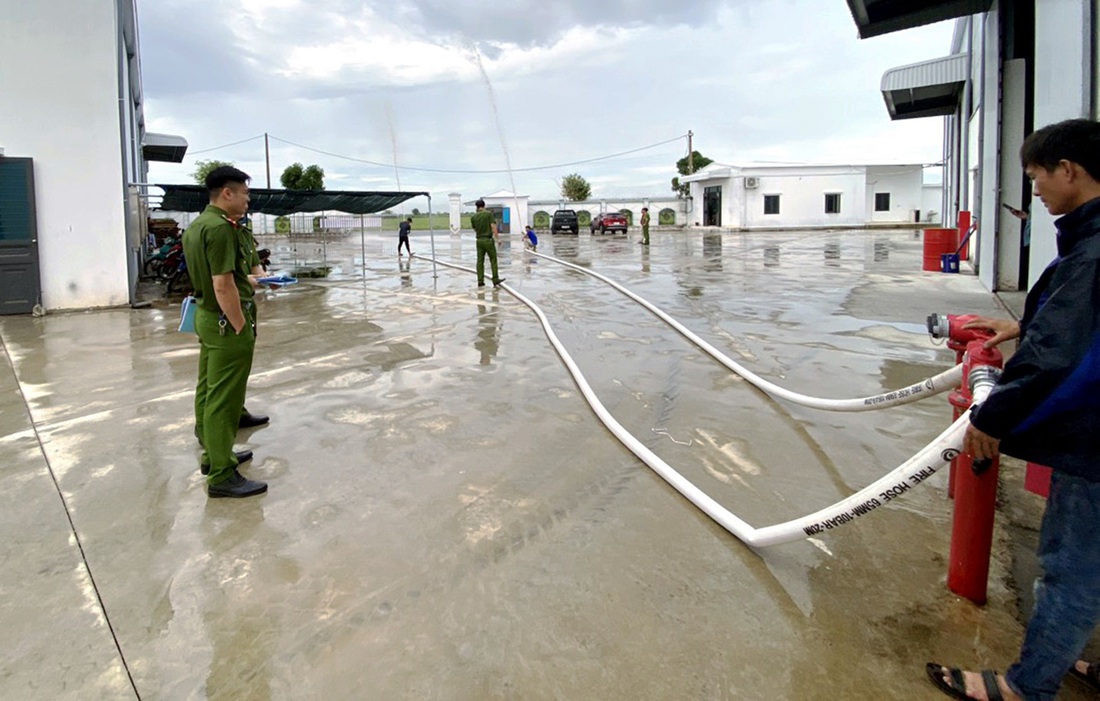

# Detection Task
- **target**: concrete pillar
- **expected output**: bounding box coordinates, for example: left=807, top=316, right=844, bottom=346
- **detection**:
left=448, top=193, right=461, bottom=234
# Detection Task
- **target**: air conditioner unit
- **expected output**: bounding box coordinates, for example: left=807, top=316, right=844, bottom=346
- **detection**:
left=744, top=177, right=759, bottom=189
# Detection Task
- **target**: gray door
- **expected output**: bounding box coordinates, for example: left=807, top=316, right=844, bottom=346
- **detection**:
left=0, top=158, right=41, bottom=315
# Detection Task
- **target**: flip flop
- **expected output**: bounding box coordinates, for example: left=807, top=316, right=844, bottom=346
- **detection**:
left=1070, top=662, right=1100, bottom=692
left=926, top=663, right=1005, bottom=701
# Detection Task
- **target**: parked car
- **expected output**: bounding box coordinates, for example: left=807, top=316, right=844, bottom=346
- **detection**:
left=551, top=209, right=579, bottom=235
left=590, top=211, right=628, bottom=235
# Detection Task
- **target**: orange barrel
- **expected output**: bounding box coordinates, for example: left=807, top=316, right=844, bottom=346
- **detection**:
left=923, top=228, right=959, bottom=271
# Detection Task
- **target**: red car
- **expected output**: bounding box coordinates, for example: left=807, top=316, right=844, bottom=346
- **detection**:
left=590, top=212, right=628, bottom=235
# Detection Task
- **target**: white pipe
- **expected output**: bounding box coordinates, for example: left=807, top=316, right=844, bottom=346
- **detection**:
left=531, top=251, right=962, bottom=410
left=416, top=253, right=989, bottom=547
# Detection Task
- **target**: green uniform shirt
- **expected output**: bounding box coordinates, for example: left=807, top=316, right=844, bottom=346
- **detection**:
left=641, top=211, right=651, bottom=227
left=471, top=209, right=495, bottom=238
left=182, top=205, right=255, bottom=312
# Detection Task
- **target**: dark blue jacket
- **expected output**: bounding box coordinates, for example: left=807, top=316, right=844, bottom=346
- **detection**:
left=971, top=197, right=1100, bottom=479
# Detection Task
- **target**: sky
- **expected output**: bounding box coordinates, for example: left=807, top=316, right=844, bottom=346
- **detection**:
left=139, top=0, right=956, bottom=205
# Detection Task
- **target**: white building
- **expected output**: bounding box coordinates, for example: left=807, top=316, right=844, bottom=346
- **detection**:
left=681, top=163, right=936, bottom=230
left=479, top=189, right=530, bottom=234
left=847, top=0, right=1098, bottom=292
left=0, top=0, right=185, bottom=313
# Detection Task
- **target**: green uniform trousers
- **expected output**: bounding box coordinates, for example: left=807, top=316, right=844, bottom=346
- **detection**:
left=476, top=237, right=500, bottom=284
left=194, top=304, right=256, bottom=485
left=642, top=224, right=650, bottom=245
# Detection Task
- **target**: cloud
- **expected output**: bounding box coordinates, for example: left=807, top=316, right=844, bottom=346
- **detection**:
left=140, top=0, right=956, bottom=201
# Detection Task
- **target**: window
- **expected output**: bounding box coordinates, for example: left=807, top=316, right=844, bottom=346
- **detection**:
left=764, top=195, right=780, bottom=215
left=875, top=192, right=891, bottom=212
left=825, top=193, right=841, bottom=214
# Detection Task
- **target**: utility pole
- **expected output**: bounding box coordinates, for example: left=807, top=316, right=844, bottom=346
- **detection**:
left=264, top=132, right=271, bottom=189
left=688, top=130, right=694, bottom=174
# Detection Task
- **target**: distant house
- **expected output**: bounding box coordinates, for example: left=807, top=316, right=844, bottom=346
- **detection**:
left=681, top=163, right=938, bottom=231
left=0, top=1, right=185, bottom=313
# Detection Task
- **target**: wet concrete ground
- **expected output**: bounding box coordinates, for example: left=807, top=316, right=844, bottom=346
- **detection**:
left=2, top=228, right=1093, bottom=699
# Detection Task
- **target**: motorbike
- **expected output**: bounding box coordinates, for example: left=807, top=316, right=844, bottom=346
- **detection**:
left=166, top=249, right=191, bottom=295
left=143, top=236, right=179, bottom=279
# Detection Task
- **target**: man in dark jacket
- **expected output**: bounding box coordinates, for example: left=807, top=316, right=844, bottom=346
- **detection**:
left=929, top=119, right=1100, bottom=700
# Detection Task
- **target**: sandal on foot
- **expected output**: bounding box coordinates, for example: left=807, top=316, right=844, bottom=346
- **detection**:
left=1070, top=662, right=1100, bottom=692
left=926, top=663, right=1005, bottom=700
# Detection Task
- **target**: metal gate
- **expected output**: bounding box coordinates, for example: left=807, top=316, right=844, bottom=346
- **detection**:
left=0, top=158, right=41, bottom=315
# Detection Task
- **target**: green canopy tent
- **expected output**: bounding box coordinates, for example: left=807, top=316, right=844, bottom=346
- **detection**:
left=156, top=185, right=427, bottom=216
left=155, top=184, right=436, bottom=277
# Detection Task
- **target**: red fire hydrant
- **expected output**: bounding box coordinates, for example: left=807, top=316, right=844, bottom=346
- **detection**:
left=927, top=313, right=995, bottom=498
left=946, top=340, right=1004, bottom=605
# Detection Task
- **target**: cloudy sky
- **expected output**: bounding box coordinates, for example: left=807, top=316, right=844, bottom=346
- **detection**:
left=140, top=0, right=955, bottom=204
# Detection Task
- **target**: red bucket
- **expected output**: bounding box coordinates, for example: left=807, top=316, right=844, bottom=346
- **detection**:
left=923, top=228, right=958, bottom=271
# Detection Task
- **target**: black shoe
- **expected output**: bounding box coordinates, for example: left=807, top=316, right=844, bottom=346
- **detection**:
left=200, top=450, right=254, bottom=476
left=477, top=282, right=486, bottom=287
left=208, top=470, right=268, bottom=498
left=239, top=412, right=270, bottom=429
left=493, top=278, right=506, bottom=287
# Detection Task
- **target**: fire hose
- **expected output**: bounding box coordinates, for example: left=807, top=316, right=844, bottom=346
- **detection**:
left=413, top=253, right=996, bottom=546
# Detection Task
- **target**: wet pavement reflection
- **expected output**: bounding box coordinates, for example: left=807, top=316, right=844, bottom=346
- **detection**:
left=3, top=228, right=1081, bottom=700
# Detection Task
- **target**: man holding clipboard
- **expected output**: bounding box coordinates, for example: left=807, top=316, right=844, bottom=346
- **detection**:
left=182, top=166, right=268, bottom=498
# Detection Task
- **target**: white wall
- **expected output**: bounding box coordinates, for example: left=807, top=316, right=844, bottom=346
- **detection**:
left=0, top=0, right=130, bottom=310
left=866, top=166, right=923, bottom=222
left=921, top=185, right=943, bottom=223
left=742, top=170, right=866, bottom=229
left=976, top=9, right=1001, bottom=289
left=1029, top=0, right=1094, bottom=286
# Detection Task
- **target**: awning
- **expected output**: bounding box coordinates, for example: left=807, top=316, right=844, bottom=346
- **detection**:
left=844, top=0, right=993, bottom=39
left=142, top=133, right=188, bottom=163
left=881, top=54, right=968, bottom=120
left=155, top=185, right=427, bottom=216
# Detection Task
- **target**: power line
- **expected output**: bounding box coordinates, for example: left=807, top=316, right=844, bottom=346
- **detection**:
left=188, top=134, right=265, bottom=155
left=266, top=133, right=688, bottom=174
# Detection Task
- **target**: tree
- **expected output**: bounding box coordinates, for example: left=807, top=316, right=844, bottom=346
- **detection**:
left=560, top=173, right=592, bottom=201
left=671, top=150, right=714, bottom=198
left=280, top=162, right=325, bottom=190
left=192, top=159, right=235, bottom=185
left=411, top=207, right=420, bottom=216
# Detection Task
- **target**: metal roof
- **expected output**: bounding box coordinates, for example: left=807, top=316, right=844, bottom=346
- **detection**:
left=142, top=133, right=188, bottom=163
left=156, top=185, right=428, bottom=216
left=881, top=54, right=968, bottom=120
left=844, top=0, right=993, bottom=39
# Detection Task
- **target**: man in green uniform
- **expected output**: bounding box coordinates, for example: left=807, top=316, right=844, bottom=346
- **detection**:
left=640, top=206, right=651, bottom=246
left=183, top=166, right=267, bottom=498
left=193, top=213, right=268, bottom=447
left=471, top=199, right=505, bottom=287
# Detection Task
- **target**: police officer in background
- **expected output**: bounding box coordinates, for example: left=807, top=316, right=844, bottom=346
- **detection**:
left=183, top=166, right=268, bottom=498
left=472, top=199, right=505, bottom=287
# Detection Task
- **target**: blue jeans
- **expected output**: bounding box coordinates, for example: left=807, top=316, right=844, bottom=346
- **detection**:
left=1006, top=471, right=1100, bottom=700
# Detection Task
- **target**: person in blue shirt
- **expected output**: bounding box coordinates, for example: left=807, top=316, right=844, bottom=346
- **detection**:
left=523, top=225, right=538, bottom=251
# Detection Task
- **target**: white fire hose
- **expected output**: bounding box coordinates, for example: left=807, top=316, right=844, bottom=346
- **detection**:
left=531, top=250, right=961, bottom=411
left=414, top=253, right=995, bottom=546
